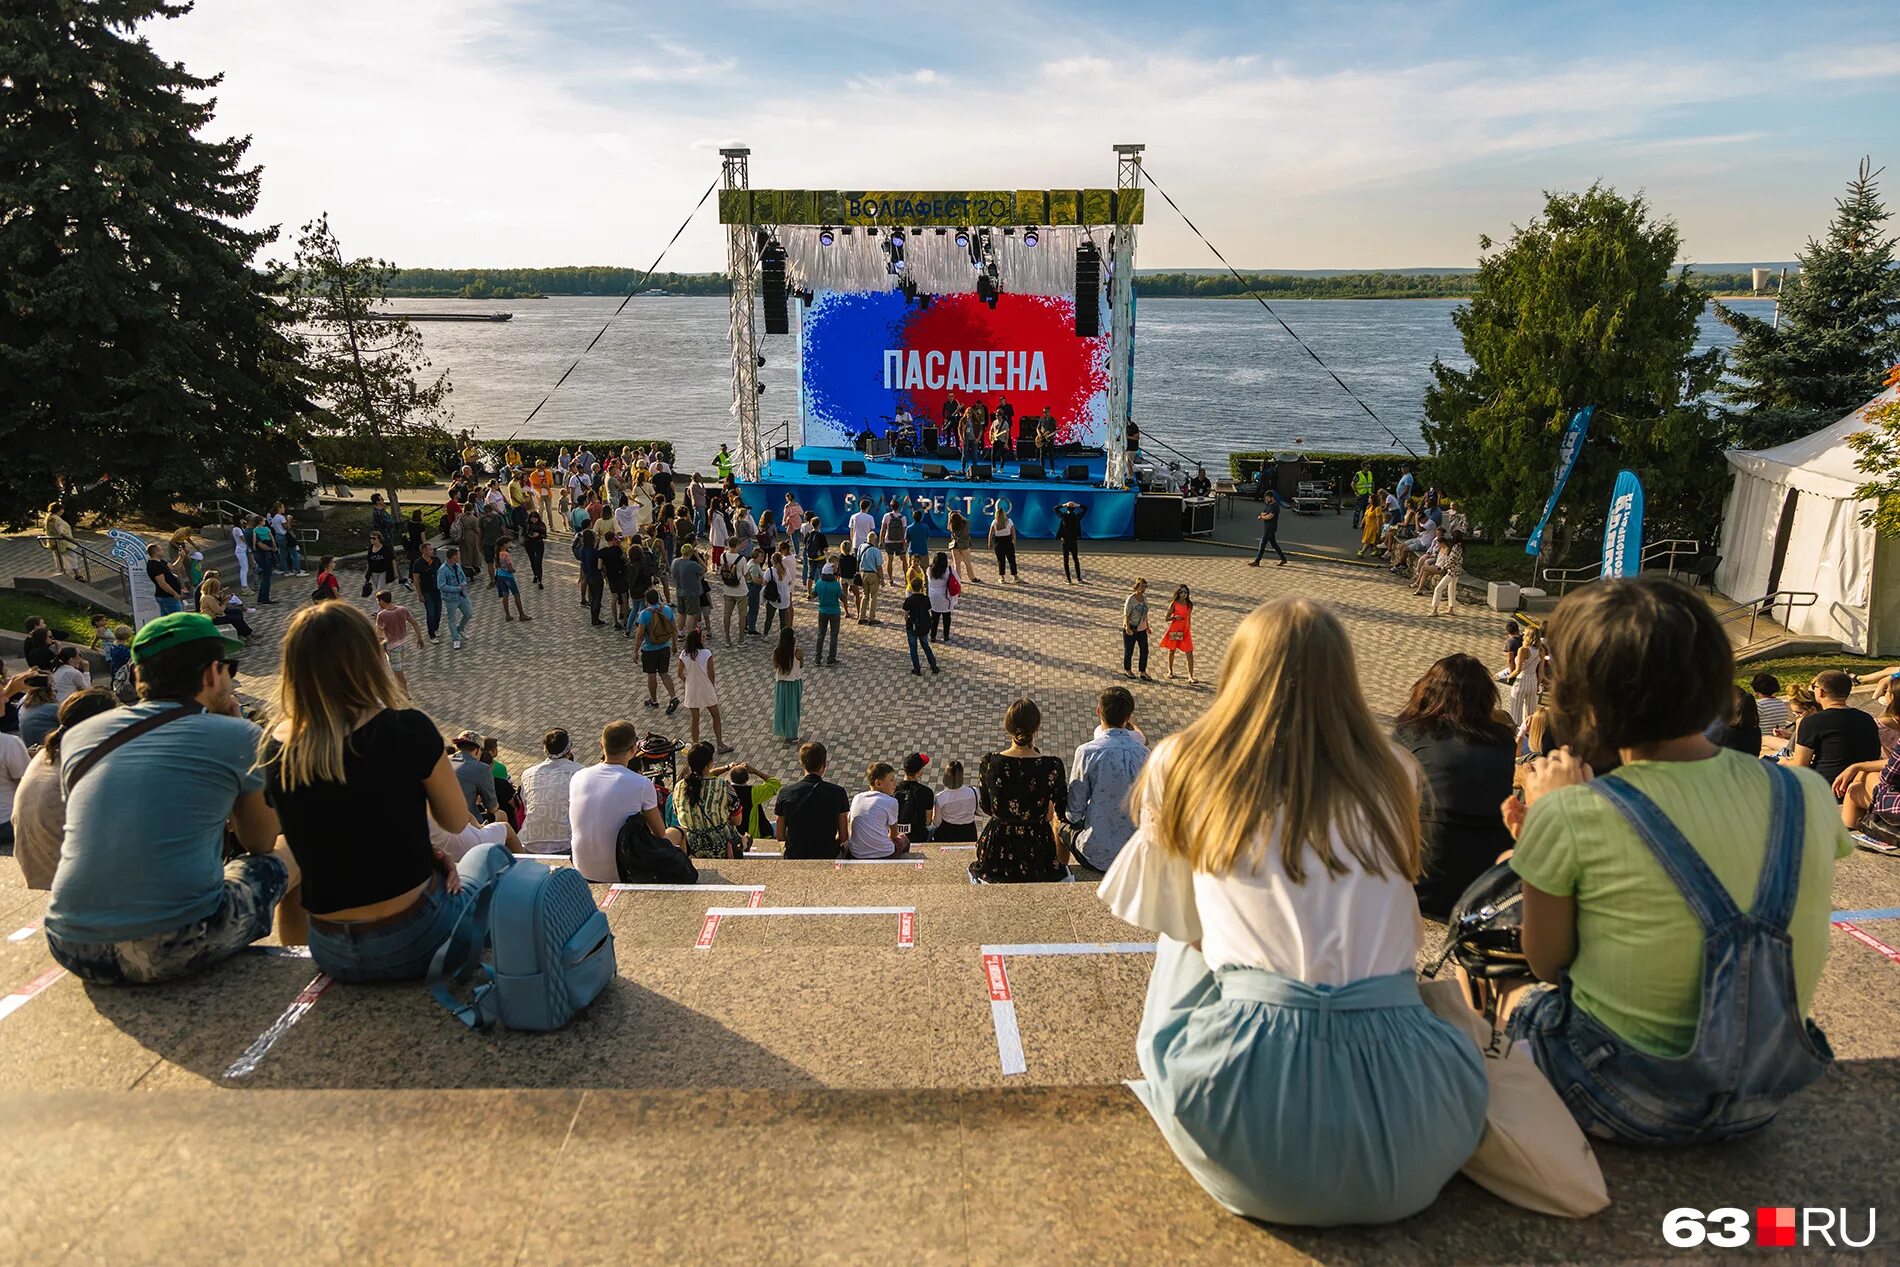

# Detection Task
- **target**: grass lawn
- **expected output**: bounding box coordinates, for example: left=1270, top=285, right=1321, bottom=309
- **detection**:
left=1461, top=542, right=1538, bottom=588
left=0, top=590, right=101, bottom=644
left=309, top=502, right=446, bottom=554
left=1735, top=653, right=1893, bottom=692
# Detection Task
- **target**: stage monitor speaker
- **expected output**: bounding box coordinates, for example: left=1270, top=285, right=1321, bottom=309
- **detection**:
left=762, top=245, right=788, bottom=335
left=1017, top=463, right=1046, bottom=481
left=774, top=445, right=795, bottom=463
left=1134, top=494, right=1184, bottom=541
left=921, top=463, right=949, bottom=480
left=1065, top=464, right=1091, bottom=482
left=841, top=459, right=867, bottom=476
left=1016, top=438, right=1037, bottom=460
left=1075, top=243, right=1101, bottom=337
left=806, top=459, right=833, bottom=476
left=971, top=463, right=993, bottom=481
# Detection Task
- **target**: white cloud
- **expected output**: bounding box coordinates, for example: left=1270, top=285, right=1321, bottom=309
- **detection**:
left=142, top=3, right=1900, bottom=270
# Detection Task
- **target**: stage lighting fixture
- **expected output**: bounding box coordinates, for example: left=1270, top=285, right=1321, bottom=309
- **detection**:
left=867, top=227, right=878, bottom=236
left=892, top=258, right=906, bottom=273
left=756, top=354, right=767, bottom=368
left=935, top=227, right=947, bottom=236
left=1023, top=227, right=1039, bottom=247
left=818, top=227, right=834, bottom=246
left=890, top=229, right=905, bottom=248
left=1002, top=227, right=1015, bottom=236
left=955, top=229, right=970, bottom=249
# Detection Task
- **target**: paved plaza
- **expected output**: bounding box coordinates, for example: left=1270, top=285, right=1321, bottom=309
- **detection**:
left=222, top=537, right=1489, bottom=786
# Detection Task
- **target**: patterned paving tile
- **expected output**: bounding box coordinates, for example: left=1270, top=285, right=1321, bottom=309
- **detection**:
left=212, top=541, right=1500, bottom=793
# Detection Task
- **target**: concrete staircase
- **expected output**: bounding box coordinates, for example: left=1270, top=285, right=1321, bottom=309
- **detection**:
left=4, top=847, right=1898, bottom=1262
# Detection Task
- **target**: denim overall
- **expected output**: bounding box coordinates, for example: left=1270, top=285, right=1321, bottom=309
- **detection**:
left=1510, top=762, right=1833, bottom=1145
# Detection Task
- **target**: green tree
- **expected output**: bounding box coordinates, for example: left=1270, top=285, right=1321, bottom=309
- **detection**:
left=1846, top=365, right=1900, bottom=534
left=0, top=0, right=311, bottom=525
left=287, top=214, right=452, bottom=519
left=1716, top=159, right=1900, bottom=450
left=1423, top=184, right=1725, bottom=555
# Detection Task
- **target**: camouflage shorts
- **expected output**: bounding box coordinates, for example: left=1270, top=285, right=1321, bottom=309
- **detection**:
left=46, top=854, right=290, bottom=985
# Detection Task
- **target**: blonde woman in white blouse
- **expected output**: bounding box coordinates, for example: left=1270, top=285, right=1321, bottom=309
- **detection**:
left=1098, top=596, right=1485, bottom=1226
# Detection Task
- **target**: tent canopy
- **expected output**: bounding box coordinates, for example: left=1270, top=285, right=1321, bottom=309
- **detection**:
left=1723, top=385, right=1897, bottom=498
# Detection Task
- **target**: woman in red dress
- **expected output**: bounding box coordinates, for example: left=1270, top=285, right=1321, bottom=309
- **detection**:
left=1160, top=584, right=1197, bottom=684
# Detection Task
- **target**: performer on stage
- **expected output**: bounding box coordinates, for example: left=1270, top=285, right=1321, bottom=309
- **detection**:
left=988, top=409, right=1010, bottom=471
left=1035, top=412, right=1057, bottom=470
left=994, top=396, right=1014, bottom=446
left=960, top=405, right=981, bottom=473
left=941, top=394, right=961, bottom=443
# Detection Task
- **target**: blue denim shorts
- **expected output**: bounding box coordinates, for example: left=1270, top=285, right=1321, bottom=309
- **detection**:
left=494, top=572, right=520, bottom=598
left=46, top=854, right=289, bottom=985
left=306, top=843, right=513, bottom=984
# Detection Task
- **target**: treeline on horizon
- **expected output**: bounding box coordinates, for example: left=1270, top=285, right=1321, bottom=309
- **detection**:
left=386, top=266, right=1769, bottom=300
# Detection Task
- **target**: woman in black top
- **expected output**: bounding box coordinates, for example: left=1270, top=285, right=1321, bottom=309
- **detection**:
left=362, top=530, right=396, bottom=596
left=578, top=529, right=604, bottom=626
left=1392, top=653, right=1516, bottom=919
left=262, top=601, right=513, bottom=982
left=22, top=625, right=56, bottom=671
left=902, top=574, right=938, bottom=675
left=599, top=533, right=631, bottom=626
left=971, top=698, right=1068, bottom=883
left=1709, top=685, right=1763, bottom=756
left=405, top=509, right=426, bottom=573
left=146, top=543, right=186, bottom=614
left=522, top=509, right=548, bottom=588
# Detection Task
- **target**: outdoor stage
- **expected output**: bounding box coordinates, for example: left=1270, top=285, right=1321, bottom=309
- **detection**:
left=741, top=445, right=1136, bottom=539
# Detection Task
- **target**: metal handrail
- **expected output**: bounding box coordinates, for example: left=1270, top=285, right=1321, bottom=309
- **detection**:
left=36, top=536, right=132, bottom=611
left=1538, top=539, right=1702, bottom=594
left=1708, top=590, right=1819, bottom=647
left=203, top=498, right=265, bottom=528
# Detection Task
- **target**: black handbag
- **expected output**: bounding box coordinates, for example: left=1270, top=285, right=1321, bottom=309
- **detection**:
left=1428, top=861, right=1528, bottom=980
left=615, top=810, right=697, bottom=884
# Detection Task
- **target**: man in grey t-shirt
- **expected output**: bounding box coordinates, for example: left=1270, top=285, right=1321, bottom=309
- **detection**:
left=671, top=543, right=706, bottom=636
left=450, top=730, right=497, bottom=820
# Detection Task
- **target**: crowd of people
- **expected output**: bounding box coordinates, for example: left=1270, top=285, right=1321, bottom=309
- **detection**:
left=6, top=446, right=1885, bottom=1234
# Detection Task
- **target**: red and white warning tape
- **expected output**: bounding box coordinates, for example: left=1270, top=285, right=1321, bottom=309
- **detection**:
left=223, top=973, right=333, bottom=1079
left=0, top=965, right=66, bottom=1024
left=1836, top=921, right=1900, bottom=966
left=978, top=943, right=1158, bottom=1077
left=693, top=905, right=917, bottom=950
left=6, top=919, right=43, bottom=943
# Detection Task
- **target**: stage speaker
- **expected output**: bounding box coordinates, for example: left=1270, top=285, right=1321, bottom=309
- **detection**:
left=762, top=243, right=788, bottom=335
left=1075, top=242, right=1101, bottom=337
left=774, top=445, right=795, bottom=463
left=971, top=463, right=993, bottom=481
left=1017, top=463, right=1046, bottom=481
left=921, top=430, right=939, bottom=453
left=841, top=459, right=867, bottom=476
left=1065, top=464, right=1091, bottom=482
left=1134, top=494, right=1184, bottom=541
left=806, top=459, right=833, bottom=476
left=922, top=463, right=949, bottom=480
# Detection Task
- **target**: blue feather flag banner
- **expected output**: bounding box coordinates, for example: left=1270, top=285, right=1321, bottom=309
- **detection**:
left=1524, top=406, right=1594, bottom=557
left=1601, top=469, right=1646, bottom=578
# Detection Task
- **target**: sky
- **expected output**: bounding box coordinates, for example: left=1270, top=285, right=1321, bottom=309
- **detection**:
left=141, top=0, right=1900, bottom=272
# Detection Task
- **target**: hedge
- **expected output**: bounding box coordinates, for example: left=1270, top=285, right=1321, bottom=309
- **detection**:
left=334, top=466, right=439, bottom=489
left=1227, top=450, right=1427, bottom=496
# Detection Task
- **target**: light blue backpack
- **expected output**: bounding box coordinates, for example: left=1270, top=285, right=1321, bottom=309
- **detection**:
left=429, top=854, right=616, bottom=1032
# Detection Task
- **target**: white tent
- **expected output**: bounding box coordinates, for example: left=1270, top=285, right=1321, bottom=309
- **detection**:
left=1715, top=386, right=1900, bottom=654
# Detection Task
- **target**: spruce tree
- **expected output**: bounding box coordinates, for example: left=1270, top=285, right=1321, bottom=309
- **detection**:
left=0, top=0, right=310, bottom=525
left=1716, top=158, right=1900, bottom=449
left=1423, top=184, right=1725, bottom=553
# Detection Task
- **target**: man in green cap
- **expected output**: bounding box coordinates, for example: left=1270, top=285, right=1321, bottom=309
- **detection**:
left=43, top=612, right=298, bottom=985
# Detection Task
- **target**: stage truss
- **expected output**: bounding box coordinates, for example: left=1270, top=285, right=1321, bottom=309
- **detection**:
left=718, top=146, right=1146, bottom=488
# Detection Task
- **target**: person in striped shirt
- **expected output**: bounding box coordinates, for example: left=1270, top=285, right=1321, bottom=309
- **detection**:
left=1752, top=673, right=1792, bottom=734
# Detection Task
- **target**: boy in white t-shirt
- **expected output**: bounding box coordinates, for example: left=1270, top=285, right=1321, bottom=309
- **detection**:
left=847, top=505, right=877, bottom=552
left=846, top=761, right=911, bottom=859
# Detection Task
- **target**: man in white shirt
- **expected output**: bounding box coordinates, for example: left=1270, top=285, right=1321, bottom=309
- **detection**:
left=847, top=503, right=877, bottom=552
left=566, top=720, right=683, bottom=882
left=612, top=498, right=640, bottom=543
left=518, top=728, right=584, bottom=854
left=846, top=761, right=911, bottom=859
left=0, top=727, right=30, bottom=849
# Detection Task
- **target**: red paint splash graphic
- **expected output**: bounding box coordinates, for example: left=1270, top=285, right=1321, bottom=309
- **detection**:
left=897, top=294, right=1108, bottom=444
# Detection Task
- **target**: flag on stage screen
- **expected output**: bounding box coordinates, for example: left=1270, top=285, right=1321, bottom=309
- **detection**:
left=1601, top=469, right=1645, bottom=578
left=1524, top=406, right=1594, bottom=557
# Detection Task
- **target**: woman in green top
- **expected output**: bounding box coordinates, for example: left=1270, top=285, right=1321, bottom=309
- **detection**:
left=1501, top=578, right=1850, bottom=1144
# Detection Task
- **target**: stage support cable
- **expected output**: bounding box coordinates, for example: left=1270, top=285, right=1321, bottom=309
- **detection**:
left=723, top=147, right=764, bottom=482
left=1104, top=143, right=1143, bottom=491
left=503, top=178, right=717, bottom=446
left=1141, top=168, right=1421, bottom=462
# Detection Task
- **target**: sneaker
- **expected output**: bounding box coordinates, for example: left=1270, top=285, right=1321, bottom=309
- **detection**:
left=911, top=668, right=922, bottom=676
left=665, top=699, right=680, bottom=715
left=645, top=698, right=658, bottom=708
left=451, top=639, right=462, bottom=650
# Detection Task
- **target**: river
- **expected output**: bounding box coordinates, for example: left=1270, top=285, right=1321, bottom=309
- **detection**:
left=380, top=295, right=1773, bottom=472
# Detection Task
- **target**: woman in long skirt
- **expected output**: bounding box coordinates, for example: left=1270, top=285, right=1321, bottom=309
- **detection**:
left=1098, top=597, right=1485, bottom=1226
left=771, top=626, right=804, bottom=742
